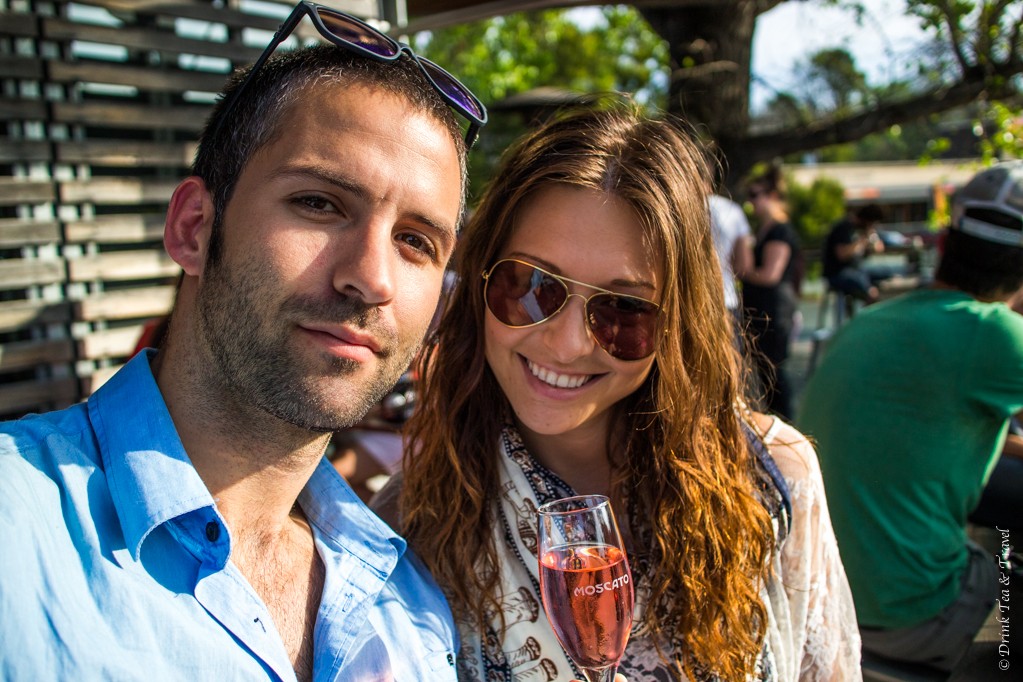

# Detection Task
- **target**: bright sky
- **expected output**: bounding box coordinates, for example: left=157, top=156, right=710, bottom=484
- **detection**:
left=751, top=0, right=929, bottom=110
left=569, top=1, right=930, bottom=111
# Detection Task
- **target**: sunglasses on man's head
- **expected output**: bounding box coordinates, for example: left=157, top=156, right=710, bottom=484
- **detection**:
left=482, top=259, right=660, bottom=361
left=214, top=1, right=487, bottom=146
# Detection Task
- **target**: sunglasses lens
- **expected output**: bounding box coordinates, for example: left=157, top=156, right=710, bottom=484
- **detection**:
left=419, top=58, right=486, bottom=121
left=588, top=295, right=658, bottom=360
left=486, top=261, right=567, bottom=327
left=486, top=260, right=659, bottom=361
left=318, top=9, right=399, bottom=57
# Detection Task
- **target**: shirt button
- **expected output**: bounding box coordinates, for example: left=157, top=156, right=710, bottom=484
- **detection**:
left=205, top=521, right=220, bottom=542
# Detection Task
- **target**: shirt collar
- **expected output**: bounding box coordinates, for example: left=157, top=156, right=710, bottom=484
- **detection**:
left=88, top=350, right=215, bottom=561
left=89, top=351, right=406, bottom=568
left=301, top=458, right=406, bottom=574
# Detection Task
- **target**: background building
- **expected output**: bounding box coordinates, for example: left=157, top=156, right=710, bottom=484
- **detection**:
left=786, top=159, right=979, bottom=232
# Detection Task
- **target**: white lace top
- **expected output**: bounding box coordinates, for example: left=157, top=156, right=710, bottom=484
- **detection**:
left=612, top=417, right=863, bottom=682
left=759, top=417, right=862, bottom=681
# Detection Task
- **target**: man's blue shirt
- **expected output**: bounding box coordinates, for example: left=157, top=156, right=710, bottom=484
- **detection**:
left=0, top=351, right=457, bottom=680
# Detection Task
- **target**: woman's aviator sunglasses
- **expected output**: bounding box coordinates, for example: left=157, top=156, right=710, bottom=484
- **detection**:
left=216, top=1, right=487, bottom=146
left=482, top=259, right=660, bottom=361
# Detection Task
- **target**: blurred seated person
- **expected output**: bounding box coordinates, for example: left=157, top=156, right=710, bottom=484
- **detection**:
left=969, top=419, right=1023, bottom=534
left=968, top=284, right=1023, bottom=534
left=799, top=161, right=1023, bottom=673
left=822, top=203, right=888, bottom=303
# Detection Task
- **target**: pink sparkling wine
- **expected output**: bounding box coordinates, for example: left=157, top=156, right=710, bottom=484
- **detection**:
left=539, top=544, right=634, bottom=670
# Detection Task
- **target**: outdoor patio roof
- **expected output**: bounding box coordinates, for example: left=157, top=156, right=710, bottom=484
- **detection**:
left=402, top=1, right=694, bottom=33
left=403, top=1, right=584, bottom=32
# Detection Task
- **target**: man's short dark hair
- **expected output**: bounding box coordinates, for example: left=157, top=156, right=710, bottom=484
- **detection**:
left=855, top=203, right=884, bottom=225
left=192, top=44, right=469, bottom=263
left=936, top=229, right=1023, bottom=299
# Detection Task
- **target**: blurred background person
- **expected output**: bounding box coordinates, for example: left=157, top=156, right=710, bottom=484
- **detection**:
left=741, top=166, right=803, bottom=421
left=799, top=161, right=1023, bottom=673
left=708, top=179, right=754, bottom=337
left=822, top=203, right=887, bottom=304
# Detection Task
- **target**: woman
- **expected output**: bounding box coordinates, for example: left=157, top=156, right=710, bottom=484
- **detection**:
left=741, top=167, right=802, bottom=420
left=375, top=105, right=858, bottom=681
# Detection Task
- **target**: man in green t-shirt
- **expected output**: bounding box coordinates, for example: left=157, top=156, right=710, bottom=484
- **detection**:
left=799, top=161, right=1023, bottom=673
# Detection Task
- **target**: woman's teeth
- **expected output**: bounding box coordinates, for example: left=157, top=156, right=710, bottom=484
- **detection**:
left=527, top=360, right=590, bottom=388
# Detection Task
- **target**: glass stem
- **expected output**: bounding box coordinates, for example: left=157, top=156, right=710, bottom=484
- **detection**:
left=581, top=665, right=618, bottom=682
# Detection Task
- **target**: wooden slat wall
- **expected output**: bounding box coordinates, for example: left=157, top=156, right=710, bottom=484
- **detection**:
left=1, top=0, right=386, bottom=419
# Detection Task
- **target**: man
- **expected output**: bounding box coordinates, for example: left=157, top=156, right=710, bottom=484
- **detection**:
left=709, top=192, right=754, bottom=322
left=0, top=3, right=486, bottom=679
left=822, top=203, right=887, bottom=303
left=799, top=161, right=1023, bottom=673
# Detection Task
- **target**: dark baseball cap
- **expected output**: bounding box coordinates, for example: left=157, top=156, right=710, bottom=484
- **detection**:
left=952, top=161, right=1023, bottom=246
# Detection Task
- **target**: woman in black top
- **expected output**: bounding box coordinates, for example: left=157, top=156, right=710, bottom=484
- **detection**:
left=741, top=166, right=802, bottom=420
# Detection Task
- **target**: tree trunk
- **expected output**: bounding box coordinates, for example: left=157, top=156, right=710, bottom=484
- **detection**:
left=641, top=1, right=780, bottom=188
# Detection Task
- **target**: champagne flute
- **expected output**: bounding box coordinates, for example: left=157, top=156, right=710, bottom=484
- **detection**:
left=538, top=495, right=634, bottom=682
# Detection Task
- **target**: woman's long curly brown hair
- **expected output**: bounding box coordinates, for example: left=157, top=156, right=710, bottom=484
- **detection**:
left=399, top=102, right=775, bottom=681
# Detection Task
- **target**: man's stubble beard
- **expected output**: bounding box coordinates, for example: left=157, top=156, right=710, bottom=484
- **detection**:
left=195, top=244, right=422, bottom=433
